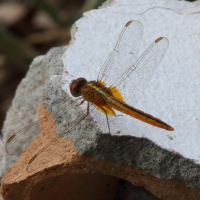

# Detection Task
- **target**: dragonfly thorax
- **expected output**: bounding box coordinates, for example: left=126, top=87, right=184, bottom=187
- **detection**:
left=81, top=80, right=112, bottom=104
left=70, top=78, right=87, bottom=97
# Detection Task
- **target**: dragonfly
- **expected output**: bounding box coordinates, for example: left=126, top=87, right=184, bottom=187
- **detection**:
left=6, top=20, right=174, bottom=172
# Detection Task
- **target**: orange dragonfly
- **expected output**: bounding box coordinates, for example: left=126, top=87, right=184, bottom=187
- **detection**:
left=6, top=20, right=174, bottom=171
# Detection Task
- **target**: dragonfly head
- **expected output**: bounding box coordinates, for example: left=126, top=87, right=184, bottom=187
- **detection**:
left=70, top=78, right=87, bottom=97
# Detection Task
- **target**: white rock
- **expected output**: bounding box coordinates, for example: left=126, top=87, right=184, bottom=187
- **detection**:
left=62, top=0, right=200, bottom=162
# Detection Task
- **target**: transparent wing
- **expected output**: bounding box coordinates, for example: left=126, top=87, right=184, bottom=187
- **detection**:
left=6, top=116, right=50, bottom=155
left=109, top=37, right=169, bottom=106
left=5, top=90, right=82, bottom=155
left=97, top=20, right=143, bottom=86
left=26, top=107, right=89, bottom=172
left=26, top=98, right=104, bottom=172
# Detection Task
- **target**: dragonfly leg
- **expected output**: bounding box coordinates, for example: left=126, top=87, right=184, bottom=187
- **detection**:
left=74, top=98, right=84, bottom=107
left=101, top=107, right=110, bottom=134
left=80, top=99, right=85, bottom=105
left=87, top=101, right=89, bottom=115
left=63, top=102, right=90, bottom=168
left=80, top=101, right=89, bottom=121
left=75, top=96, right=84, bottom=101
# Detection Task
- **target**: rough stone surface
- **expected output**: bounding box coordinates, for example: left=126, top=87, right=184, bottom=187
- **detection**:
left=1, top=0, right=200, bottom=200
left=0, top=56, right=44, bottom=185
left=0, top=140, right=3, bottom=200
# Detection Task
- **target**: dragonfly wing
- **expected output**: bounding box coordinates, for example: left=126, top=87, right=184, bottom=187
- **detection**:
left=26, top=101, right=99, bottom=172
left=26, top=136, right=64, bottom=172
left=97, top=20, right=143, bottom=86
left=5, top=117, right=49, bottom=155
left=5, top=90, right=82, bottom=155
left=110, top=37, right=169, bottom=106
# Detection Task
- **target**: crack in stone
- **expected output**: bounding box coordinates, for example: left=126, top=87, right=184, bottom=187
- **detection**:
left=108, top=5, right=200, bottom=16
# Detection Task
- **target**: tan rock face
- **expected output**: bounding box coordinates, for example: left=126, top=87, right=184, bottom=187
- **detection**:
left=1, top=102, right=200, bottom=200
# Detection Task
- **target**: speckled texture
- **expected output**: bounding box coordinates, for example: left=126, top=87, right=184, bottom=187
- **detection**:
left=0, top=55, right=44, bottom=184
left=1, top=0, right=200, bottom=200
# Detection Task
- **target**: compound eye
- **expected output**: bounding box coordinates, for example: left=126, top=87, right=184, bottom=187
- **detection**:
left=69, top=79, right=75, bottom=87
left=70, top=78, right=87, bottom=97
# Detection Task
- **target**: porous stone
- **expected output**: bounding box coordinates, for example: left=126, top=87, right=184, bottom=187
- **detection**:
left=0, top=55, right=44, bottom=192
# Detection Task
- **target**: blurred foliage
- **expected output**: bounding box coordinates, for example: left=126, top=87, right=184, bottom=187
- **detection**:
left=0, top=0, right=107, bottom=136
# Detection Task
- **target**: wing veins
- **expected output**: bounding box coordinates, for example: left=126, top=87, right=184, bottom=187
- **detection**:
left=26, top=95, right=101, bottom=171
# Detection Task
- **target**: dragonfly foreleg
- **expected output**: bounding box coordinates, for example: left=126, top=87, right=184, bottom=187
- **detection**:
left=75, top=96, right=83, bottom=101
left=75, top=98, right=85, bottom=108
left=80, top=101, right=89, bottom=121
left=101, top=107, right=110, bottom=134
left=80, top=99, right=85, bottom=105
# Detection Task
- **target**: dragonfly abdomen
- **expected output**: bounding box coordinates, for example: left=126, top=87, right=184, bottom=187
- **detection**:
left=107, top=97, right=174, bottom=131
